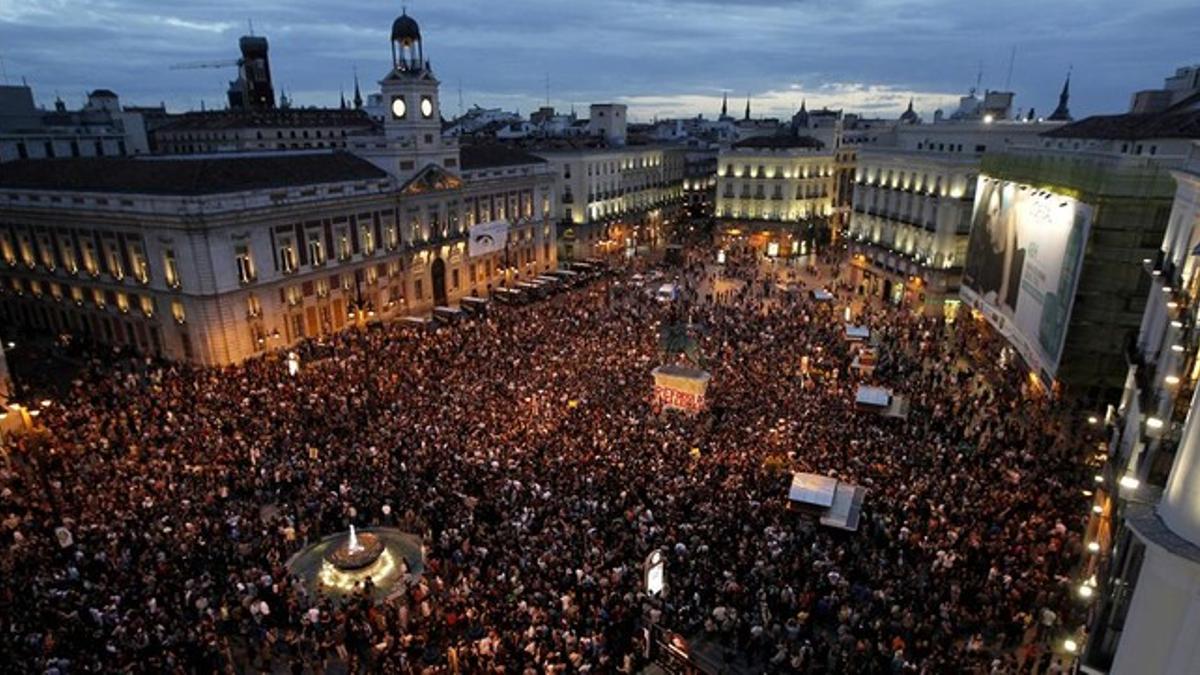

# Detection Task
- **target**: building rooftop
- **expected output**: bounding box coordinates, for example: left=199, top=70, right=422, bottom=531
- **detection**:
left=1042, top=109, right=1200, bottom=141
left=0, top=150, right=388, bottom=196
left=731, top=135, right=826, bottom=150
left=157, top=108, right=378, bottom=132
left=460, top=144, right=547, bottom=170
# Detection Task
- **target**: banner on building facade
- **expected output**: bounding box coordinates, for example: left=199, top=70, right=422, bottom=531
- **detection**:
left=961, top=177, right=1092, bottom=378
left=468, top=220, right=509, bottom=258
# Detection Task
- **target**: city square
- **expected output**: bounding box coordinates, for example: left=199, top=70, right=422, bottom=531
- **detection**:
left=1, top=3, right=1199, bottom=673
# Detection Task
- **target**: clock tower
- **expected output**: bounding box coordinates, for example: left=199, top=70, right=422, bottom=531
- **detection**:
left=358, top=10, right=459, bottom=182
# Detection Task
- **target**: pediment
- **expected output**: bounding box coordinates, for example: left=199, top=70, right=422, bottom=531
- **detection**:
left=399, top=163, right=463, bottom=196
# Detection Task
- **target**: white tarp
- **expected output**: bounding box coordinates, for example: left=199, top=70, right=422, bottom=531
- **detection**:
left=845, top=325, right=870, bottom=341
left=961, top=178, right=1093, bottom=378
left=820, top=482, right=867, bottom=531
left=855, top=385, right=890, bottom=408
left=788, top=473, right=838, bottom=508
left=469, top=220, right=509, bottom=258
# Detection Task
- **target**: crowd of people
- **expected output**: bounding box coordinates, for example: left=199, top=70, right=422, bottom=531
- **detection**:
left=0, top=243, right=1093, bottom=673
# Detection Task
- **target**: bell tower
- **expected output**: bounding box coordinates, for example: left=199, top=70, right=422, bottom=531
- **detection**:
left=358, top=10, right=458, bottom=182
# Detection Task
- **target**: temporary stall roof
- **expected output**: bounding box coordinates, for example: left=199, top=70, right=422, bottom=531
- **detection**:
left=812, top=289, right=834, bottom=302
left=788, top=472, right=838, bottom=508
left=845, top=324, right=870, bottom=340
left=855, top=385, right=891, bottom=408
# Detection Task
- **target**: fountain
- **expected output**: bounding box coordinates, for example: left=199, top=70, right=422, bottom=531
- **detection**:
left=324, top=524, right=385, bottom=571
left=286, top=523, right=426, bottom=600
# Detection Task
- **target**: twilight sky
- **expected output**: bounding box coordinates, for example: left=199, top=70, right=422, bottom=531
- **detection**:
left=1, top=0, right=1196, bottom=122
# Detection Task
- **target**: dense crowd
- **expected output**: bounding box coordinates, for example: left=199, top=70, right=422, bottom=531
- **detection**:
left=0, top=245, right=1091, bottom=673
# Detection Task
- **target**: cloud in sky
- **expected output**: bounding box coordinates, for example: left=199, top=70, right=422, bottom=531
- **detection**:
left=0, top=0, right=1195, bottom=121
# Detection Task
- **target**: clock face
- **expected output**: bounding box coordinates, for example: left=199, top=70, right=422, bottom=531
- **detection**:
left=421, top=96, right=434, bottom=118
left=391, top=97, right=406, bottom=119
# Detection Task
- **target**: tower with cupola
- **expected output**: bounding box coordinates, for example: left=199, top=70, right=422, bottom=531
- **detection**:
left=356, top=10, right=459, bottom=182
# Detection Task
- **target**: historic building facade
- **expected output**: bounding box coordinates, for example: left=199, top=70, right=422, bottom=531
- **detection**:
left=0, top=11, right=556, bottom=366
left=715, top=135, right=837, bottom=257
left=539, top=142, right=686, bottom=261
left=846, top=119, right=1062, bottom=315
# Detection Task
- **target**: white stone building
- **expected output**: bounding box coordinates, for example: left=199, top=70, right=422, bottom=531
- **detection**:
left=714, top=135, right=837, bottom=256
left=846, top=118, right=1063, bottom=314
left=0, top=11, right=557, bottom=366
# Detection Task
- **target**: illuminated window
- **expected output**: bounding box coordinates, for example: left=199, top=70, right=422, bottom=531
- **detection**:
left=37, top=235, right=54, bottom=270
left=140, top=295, right=155, bottom=317
left=315, top=278, right=330, bottom=298
left=246, top=293, right=262, bottom=317
left=70, top=285, right=84, bottom=305
left=116, top=292, right=130, bottom=313
left=337, top=228, right=352, bottom=261
left=129, top=244, right=149, bottom=283
left=307, top=231, right=325, bottom=266
left=235, top=245, right=256, bottom=283
left=92, top=288, right=106, bottom=308
left=105, top=243, right=124, bottom=280
left=279, top=239, right=297, bottom=274
left=163, top=248, right=180, bottom=288
left=49, top=282, right=62, bottom=300
left=361, top=226, right=376, bottom=255
left=18, top=233, right=35, bottom=267
left=0, top=232, right=13, bottom=265
left=384, top=221, right=398, bottom=250
left=285, top=285, right=301, bottom=306
left=171, top=299, right=186, bottom=323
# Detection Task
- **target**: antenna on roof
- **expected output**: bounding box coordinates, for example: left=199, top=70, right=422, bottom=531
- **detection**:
left=973, top=60, right=982, bottom=96
left=1004, top=45, right=1016, bottom=91
left=545, top=72, right=550, bottom=109
left=457, top=78, right=464, bottom=117
left=248, top=19, right=254, bottom=36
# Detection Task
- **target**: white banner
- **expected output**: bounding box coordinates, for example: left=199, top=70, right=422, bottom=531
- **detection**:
left=962, top=177, right=1092, bottom=378
left=468, top=220, right=509, bottom=258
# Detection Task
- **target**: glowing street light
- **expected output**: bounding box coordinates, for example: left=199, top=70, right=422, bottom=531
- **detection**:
left=1119, top=474, right=1141, bottom=490
left=1092, top=505, right=1104, bottom=515
left=1087, top=541, right=1101, bottom=553
left=1166, top=375, right=1181, bottom=386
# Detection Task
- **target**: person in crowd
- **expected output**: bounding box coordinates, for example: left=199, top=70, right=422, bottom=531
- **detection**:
left=0, top=243, right=1089, bottom=673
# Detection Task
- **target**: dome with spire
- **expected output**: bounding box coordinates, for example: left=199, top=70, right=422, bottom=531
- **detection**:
left=899, top=98, right=920, bottom=124
left=391, top=11, right=421, bottom=44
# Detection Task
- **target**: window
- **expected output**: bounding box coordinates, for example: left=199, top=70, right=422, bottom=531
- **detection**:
left=337, top=228, right=352, bottom=261
left=361, top=225, right=376, bottom=255
left=451, top=268, right=460, bottom=290
left=116, top=292, right=129, bottom=313
left=130, top=244, right=149, bottom=283
left=140, top=295, right=154, bottom=317
left=235, top=245, right=256, bottom=283
left=308, top=230, right=325, bottom=266
left=171, top=299, right=186, bottom=323
left=385, top=222, right=399, bottom=250
left=163, top=248, right=180, bottom=288
left=246, top=293, right=262, bottom=317
left=414, top=279, right=424, bottom=300
left=285, top=285, right=302, bottom=306
left=316, top=278, right=330, bottom=298
left=279, top=239, right=297, bottom=274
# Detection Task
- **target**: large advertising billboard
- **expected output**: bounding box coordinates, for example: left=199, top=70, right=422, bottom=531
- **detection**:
left=961, top=177, right=1092, bottom=378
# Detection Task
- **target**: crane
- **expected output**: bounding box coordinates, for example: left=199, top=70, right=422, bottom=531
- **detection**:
left=168, top=59, right=242, bottom=71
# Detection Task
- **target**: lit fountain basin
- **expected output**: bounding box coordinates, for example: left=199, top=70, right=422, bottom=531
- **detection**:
left=286, top=527, right=425, bottom=601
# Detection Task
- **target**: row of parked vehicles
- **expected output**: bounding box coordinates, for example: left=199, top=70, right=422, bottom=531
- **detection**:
left=402, top=260, right=611, bottom=329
